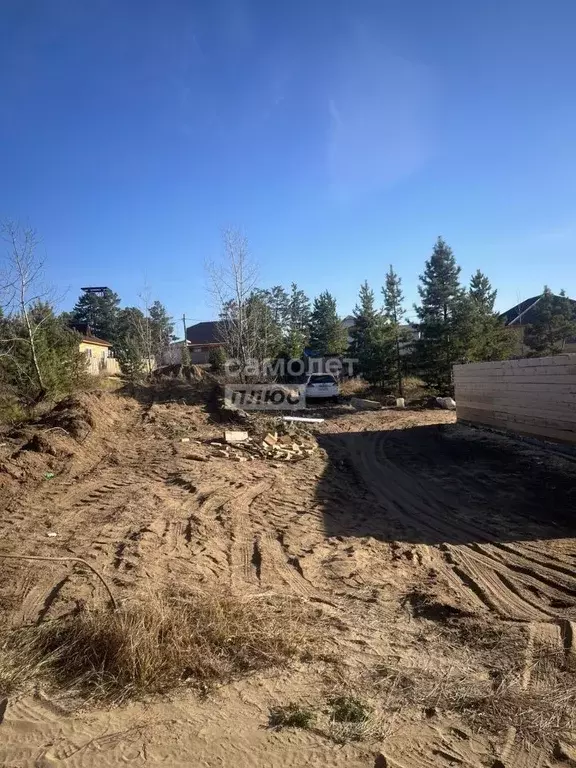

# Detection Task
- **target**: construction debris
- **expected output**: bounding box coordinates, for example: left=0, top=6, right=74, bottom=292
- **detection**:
left=210, top=424, right=318, bottom=463
left=224, top=430, right=249, bottom=444
left=350, top=397, right=382, bottom=411
left=282, top=416, right=325, bottom=423
left=185, top=453, right=212, bottom=462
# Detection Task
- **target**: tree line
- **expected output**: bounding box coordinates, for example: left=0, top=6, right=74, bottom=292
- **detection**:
left=61, top=286, right=174, bottom=378
left=0, top=221, right=174, bottom=416
left=210, top=230, right=576, bottom=394
left=1, top=220, right=574, bottom=419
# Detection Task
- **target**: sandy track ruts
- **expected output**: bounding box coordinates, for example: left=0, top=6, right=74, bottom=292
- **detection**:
left=321, top=426, right=576, bottom=622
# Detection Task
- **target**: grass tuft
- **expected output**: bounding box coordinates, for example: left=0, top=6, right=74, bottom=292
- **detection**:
left=0, top=590, right=309, bottom=703
left=329, top=695, right=370, bottom=723
left=268, top=703, right=316, bottom=729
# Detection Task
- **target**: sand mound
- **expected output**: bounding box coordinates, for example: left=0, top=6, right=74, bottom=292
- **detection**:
left=0, top=392, right=134, bottom=493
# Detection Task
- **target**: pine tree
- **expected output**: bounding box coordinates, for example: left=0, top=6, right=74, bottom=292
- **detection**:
left=350, top=281, right=379, bottom=359
left=382, top=266, right=407, bottom=397
left=285, top=283, right=311, bottom=358
left=116, top=334, right=145, bottom=383
left=70, top=288, right=121, bottom=342
left=115, top=306, right=149, bottom=372
left=309, top=291, right=348, bottom=357
left=246, top=292, right=283, bottom=360
left=465, top=271, right=514, bottom=362
left=469, top=269, right=497, bottom=311
left=208, top=345, right=226, bottom=373
left=415, top=237, right=464, bottom=392
left=524, top=287, right=576, bottom=356
left=263, top=286, right=290, bottom=331
left=0, top=303, right=87, bottom=403
left=148, top=300, right=175, bottom=356
left=350, top=282, right=390, bottom=385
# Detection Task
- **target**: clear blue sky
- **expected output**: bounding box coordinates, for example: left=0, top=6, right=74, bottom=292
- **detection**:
left=1, top=0, right=575, bottom=334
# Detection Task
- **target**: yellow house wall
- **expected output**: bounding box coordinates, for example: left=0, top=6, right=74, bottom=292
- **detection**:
left=79, top=341, right=110, bottom=359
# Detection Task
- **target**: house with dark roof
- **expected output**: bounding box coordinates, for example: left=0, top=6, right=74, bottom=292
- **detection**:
left=341, top=315, right=420, bottom=354
left=500, top=294, right=576, bottom=354
left=186, top=321, right=225, bottom=363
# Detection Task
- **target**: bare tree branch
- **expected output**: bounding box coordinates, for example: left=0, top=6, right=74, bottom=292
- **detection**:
left=207, top=227, right=262, bottom=382
left=1, top=221, right=46, bottom=396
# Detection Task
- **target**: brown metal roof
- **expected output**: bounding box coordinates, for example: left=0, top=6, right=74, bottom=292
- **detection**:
left=81, top=336, right=111, bottom=347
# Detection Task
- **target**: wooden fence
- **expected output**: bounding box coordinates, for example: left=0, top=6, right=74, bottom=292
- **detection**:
left=454, top=354, right=576, bottom=445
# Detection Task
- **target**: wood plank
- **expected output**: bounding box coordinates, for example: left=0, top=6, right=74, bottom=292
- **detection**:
left=456, top=409, right=576, bottom=444
left=456, top=394, right=576, bottom=403
left=456, top=383, right=576, bottom=393
left=455, top=372, right=576, bottom=383
left=494, top=413, right=576, bottom=431
left=456, top=392, right=576, bottom=407
left=459, top=383, right=576, bottom=394
left=454, top=360, right=576, bottom=372
left=460, top=402, right=576, bottom=423
left=454, top=355, right=576, bottom=373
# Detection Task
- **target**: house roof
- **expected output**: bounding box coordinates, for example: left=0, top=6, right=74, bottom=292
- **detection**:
left=186, top=321, right=224, bottom=345
left=500, top=294, right=576, bottom=326
left=81, top=335, right=111, bottom=347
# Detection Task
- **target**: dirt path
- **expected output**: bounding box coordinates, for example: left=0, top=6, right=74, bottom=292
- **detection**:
left=1, top=393, right=576, bottom=767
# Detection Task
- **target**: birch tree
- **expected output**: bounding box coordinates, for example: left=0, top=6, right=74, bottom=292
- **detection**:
left=0, top=221, right=85, bottom=404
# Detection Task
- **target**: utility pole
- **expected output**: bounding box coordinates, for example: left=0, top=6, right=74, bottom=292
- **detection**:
left=181, top=314, right=190, bottom=365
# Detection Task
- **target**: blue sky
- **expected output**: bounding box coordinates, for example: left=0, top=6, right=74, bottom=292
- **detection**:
left=1, top=0, right=575, bottom=333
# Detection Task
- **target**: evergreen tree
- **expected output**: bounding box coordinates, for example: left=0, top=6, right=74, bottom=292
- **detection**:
left=246, top=292, right=284, bottom=360
left=382, top=266, right=407, bottom=397
left=115, top=306, right=149, bottom=371
left=309, top=291, right=347, bottom=356
left=0, top=303, right=87, bottom=403
left=524, top=287, right=576, bottom=356
left=465, top=271, right=514, bottom=362
left=69, top=288, right=121, bottom=342
left=263, top=286, right=290, bottom=330
left=469, top=269, right=497, bottom=311
left=208, top=345, right=226, bottom=373
left=285, top=283, right=311, bottom=358
left=350, top=281, right=391, bottom=385
left=415, top=237, right=464, bottom=392
left=116, top=334, right=145, bottom=383
left=148, top=300, right=175, bottom=356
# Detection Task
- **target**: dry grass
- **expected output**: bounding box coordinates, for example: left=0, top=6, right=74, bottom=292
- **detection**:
left=374, top=634, right=576, bottom=749
left=268, top=703, right=316, bottom=729
left=402, top=376, right=428, bottom=399
left=0, top=590, right=309, bottom=703
left=340, top=376, right=427, bottom=403
left=340, top=378, right=370, bottom=397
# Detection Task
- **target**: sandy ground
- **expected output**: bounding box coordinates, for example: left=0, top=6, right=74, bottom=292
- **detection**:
left=1, top=390, right=576, bottom=767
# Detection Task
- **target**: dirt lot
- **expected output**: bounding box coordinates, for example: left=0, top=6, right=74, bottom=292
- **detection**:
left=2, top=387, right=576, bottom=767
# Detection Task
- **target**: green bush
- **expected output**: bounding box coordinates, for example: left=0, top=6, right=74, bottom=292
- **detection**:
left=268, top=703, right=315, bottom=729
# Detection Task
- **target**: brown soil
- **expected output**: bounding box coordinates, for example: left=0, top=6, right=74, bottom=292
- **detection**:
left=2, top=391, right=576, bottom=767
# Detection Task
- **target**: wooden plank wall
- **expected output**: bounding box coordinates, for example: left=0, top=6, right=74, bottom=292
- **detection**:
left=453, top=354, right=576, bottom=445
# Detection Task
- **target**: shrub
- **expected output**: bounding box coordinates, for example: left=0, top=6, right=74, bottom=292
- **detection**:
left=269, top=703, right=316, bottom=729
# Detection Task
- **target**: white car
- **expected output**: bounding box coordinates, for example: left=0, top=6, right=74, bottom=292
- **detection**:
left=305, top=373, right=340, bottom=402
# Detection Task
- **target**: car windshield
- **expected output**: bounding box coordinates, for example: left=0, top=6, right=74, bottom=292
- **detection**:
left=308, top=375, right=337, bottom=384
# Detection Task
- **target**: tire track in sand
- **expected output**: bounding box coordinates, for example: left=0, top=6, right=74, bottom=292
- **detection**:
left=332, top=429, right=576, bottom=623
